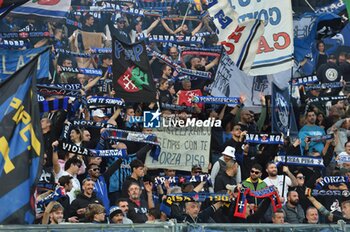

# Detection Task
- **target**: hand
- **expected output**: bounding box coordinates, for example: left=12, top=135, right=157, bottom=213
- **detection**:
left=282, top=166, right=290, bottom=173
left=52, top=140, right=59, bottom=148
left=293, top=138, right=301, bottom=147
left=260, top=93, right=266, bottom=106
left=239, top=95, right=246, bottom=104
left=144, top=181, right=153, bottom=193
left=279, top=197, right=285, bottom=203
left=164, top=180, right=170, bottom=190
left=68, top=216, right=79, bottom=223
left=77, top=208, right=86, bottom=215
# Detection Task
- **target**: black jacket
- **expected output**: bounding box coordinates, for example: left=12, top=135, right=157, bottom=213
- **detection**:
left=69, top=192, right=102, bottom=221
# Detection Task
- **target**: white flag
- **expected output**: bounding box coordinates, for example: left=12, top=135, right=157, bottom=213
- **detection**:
left=207, top=0, right=264, bottom=73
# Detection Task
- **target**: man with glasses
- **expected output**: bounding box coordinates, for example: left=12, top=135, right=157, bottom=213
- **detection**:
left=242, top=163, right=267, bottom=211
left=109, top=15, right=131, bottom=43
left=87, top=158, right=122, bottom=214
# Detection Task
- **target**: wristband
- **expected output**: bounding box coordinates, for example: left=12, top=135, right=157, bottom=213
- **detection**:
left=53, top=146, right=58, bottom=152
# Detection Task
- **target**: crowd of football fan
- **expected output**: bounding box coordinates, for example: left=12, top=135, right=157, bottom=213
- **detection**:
left=2, top=0, right=350, bottom=225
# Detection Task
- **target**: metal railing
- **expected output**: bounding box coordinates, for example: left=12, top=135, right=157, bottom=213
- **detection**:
left=0, top=223, right=348, bottom=232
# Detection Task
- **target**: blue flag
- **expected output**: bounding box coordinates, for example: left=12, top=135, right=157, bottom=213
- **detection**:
left=271, top=83, right=298, bottom=138
left=0, top=50, right=45, bottom=224
left=0, top=46, right=49, bottom=83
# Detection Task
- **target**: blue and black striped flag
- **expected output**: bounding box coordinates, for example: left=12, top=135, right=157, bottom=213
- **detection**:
left=0, top=50, right=45, bottom=224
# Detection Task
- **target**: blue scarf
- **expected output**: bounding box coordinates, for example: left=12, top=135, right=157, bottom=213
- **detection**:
left=245, top=133, right=284, bottom=144
left=275, top=155, right=324, bottom=168
left=72, top=120, right=116, bottom=129
left=87, top=96, right=124, bottom=107
left=0, top=31, right=52, bottom=39
left=307, top=95, right=348, bottom=103
left=315, top=176, right=349, bottom=189
left=55, top=48, right=91, bottom=58
left=154, top=174, right=211, bottom=186
left=291, top=75, right=319, bottom=86
left=37, top=85, right=81, bottom=98
left=192, top=96, right=240, bottom=105
left=104, top=128, right=161, bottom=160
left=304, top=82, right=343, bottom=91
left=66, top=19, right=83, bottom=29
left=39, top=98, right=69, bottom=112
left=161, top=103, right=196, bottom=113
left=90, top=47, right=112, bottom=54
left=60, top=142, right=127, bottom=157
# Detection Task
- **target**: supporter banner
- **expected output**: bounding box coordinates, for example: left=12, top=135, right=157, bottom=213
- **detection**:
left=208, top=0, right=264, bottom=73
left=307, top=95, right=348, bottom=103
left=209, top=53, right=272, bottom=110
left=235, top=186, right=282, bottom=219
left=177, top=89, right=203, bottom=108
left=229, top=0, right=294, bottom=75
left=39, top=98, right=69, bottom=113
left=315, top=176, right=349, bottom=189
left=90, top=47, right=112, bottom=54
left=0, top=39, right=26, bottom=48
left=310, top=189, right=350, bottom=197
left=0, top=31, right=52, bottom=39
left=165, top=193, right=230, bottom=203
left=0, top=46, right=49, bottom=82
left=275, top=156, right=324, bottom=167
left=65, top=19, right=82, bottom=29
left=112, top=36, right=156, bottom=102
left=138, top=1, right=175, bottom=10
left=104, top=128, right=160, bottom=160
left=37, top=186, right=65, bottom=207
left=54, top=49, right=91, bottom=58
left=154, top=174, right=211, bottom=186
left=37, top=85, right=81, bottom=98
left=72, top=120, right=116, bottom=129
left=59, top=142, right=127, bottom=158
left=271, top=83, right=298, bottom=137
left=145, top=34, right=205, bottom=45
left=60, top=66, right=102, bottom=76
left=310, top=134, right=334, bottom=142
left=0, top=54, right=44, bottom=224
left=304, top=82, right=342, bottom=91
left=245, top=133, right=284, bottom=145
left=160, top=103, right=196, bottom=113
left=12, top=0, right=72, bottom=19
left=145, top=127, right=211, bottom=172
left=87, top=96, right=124, bottom=107
left=291, top=75, right=319, bottom=86
left=192, top=96, right=240, bottom=105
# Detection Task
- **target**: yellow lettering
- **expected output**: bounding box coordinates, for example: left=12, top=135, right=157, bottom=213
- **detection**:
left=10, top=97, right=22, bottom=110
left=0, top=136, right=14, bottom=174
left=12, top=105, right=24, bottom=124
left=20, top=123, right=31, bottom=143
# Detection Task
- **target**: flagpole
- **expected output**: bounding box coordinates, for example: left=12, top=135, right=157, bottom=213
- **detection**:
left=181, top=3, right=191, bottom=28
left=281, top=59, right=294, bottom=199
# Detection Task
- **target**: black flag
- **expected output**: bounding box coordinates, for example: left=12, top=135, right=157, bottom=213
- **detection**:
left=0, top=51, right=45, bottom=224
left=0, top=0, right=30, bottom=20
left=112, top=36, right=156, bottom=102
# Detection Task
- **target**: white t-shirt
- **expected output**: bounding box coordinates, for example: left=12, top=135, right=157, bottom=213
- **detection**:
left=337, top=151, right=350, bottom=166
left=263, top=175, right=291, bottom=203
left=56, top=170, right=81, bottom=203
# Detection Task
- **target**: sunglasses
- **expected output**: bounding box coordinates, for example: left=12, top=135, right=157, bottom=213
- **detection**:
left=91, top=168, right=100, bottom=172
left=250, top=170, right=260, bottom=175
left=297, top=176, right=305, bottom=179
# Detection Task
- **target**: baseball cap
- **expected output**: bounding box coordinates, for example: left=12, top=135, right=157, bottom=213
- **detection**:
left=222, top=146, right=236, bottom=160
left=92, top=109, right=106, bottom=118
left=109, top=206, right=123, bottom=219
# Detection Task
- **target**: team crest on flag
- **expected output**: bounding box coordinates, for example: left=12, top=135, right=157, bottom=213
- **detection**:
left=112, top=36, right=156, bottom=102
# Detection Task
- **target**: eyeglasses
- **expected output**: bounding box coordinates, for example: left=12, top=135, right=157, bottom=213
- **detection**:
left=250, top=170, right=260, bottom=175
left=118, top=21, right=126, bottom=24
left=193, top=170, right=202, bottom=174
left=297, top=176, right=305, bottom=179
left=91, top=168, right=100, bottom=172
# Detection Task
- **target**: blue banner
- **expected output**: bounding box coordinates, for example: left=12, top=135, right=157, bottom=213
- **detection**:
left=0, top=46, right=49, bottom=82
left=271, top=83, right=298, bottom=137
